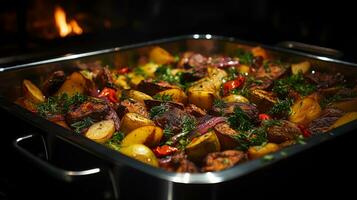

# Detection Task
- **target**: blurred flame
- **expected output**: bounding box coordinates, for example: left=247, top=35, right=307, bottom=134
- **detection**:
left=54, top=6, right=83, bottom=37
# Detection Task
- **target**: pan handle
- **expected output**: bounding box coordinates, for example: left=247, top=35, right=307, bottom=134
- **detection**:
left=13, top=134, right=101, bottom=182
left=276, top=41, right=343, bottom=59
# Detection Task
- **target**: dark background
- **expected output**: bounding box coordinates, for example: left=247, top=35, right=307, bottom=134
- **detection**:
left=1, top=0, right=356, bottom=199
left=0, top=0, right=356, bottom=64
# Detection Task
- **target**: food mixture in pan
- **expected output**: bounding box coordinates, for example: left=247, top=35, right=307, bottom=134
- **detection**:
left=16, top=46, right=357, bottom=172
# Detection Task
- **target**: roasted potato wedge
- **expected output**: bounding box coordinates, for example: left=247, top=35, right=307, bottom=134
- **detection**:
left=187, top=90, right=215, bottom=111
left=329, top=99, right=357, bottom=112
left=291, top=61, right=311, bottom=75
left=289, top=96, right=321, bottom=125
left=120, top=144, right=158, bottom=167
left=85, top=119, right=115, bottom=144
left=149, top=46, right=174, bottom=65
left=140, top=62, right=159, bottom=77
left=23, top=79, right=45, bottom=103
left=329, top=112, right=357, bottom=130
left=248, top=143, right=280, bottom=159
left=127, top=72, right=145, bottom=87
left=56, top=72, right=86, bottom=97
left=120, top=113, right=155, bottom=135
left=156, top=88, right=187, bottom=104
left=121, top=125, right=163, bottom=147
left=113, top=74, right=130, bottom=89
left=251, top=46, right=268, bottom=59
left=124, top=90, right=153, bottom=104
left=223, top=94, right=249, bottom=103
left=186, top=131, right=221, bottom=163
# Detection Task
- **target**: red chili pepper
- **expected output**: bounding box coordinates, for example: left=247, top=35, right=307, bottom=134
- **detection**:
left=153, top=145, right=178, bottom=157
left=298, top=124, right=311, bottom=138
left=117, top=67, right=131, bottom=74
left=259, top=113, right=271, bottom=121
left=98, top=87, right=118, bottom=103
left=223, top=76, right=245, bottom=95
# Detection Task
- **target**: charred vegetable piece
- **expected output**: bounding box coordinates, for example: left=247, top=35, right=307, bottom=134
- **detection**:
left=214, top=123, right=239, bottom=150
left=249, top=89, right=277, bottom=113
left=42, top=70, right=66, bottom=96
left=267, top=120, right=302, bottom=143
left=66, top=100, right=109, bottom=125
left=158, top=152, right=198, bottom=172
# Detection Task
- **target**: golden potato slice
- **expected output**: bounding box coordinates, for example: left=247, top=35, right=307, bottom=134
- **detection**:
left=223, top=94, right=249, bottom=103
left=113, top=75, right=130, bottom=89
left=248, top=143, right=280, bottom=159
left=126, top=90, right=153, bottom=104
left=120, top=113, right=155, bottom=135
left=186, top=131, right=221, bottom=163
left=85, top=119, right=115, bottom=144
left=187, top=90, right=215, bottom=111
left=120, top=144, right=158, bottom=167
left=237, top=65, right=250, bottom=74
left=149, top=46, right=174, bottom=65
left=140, top=62, right=159, bottom=77
left=291, top=61, right=311, bottom=75
left=56, top=72, right=86, bottom=97
left=127, top=72, right=145, bottom=87
left=329, top=99, right=357, bottom=112
left=23, top=79, right=45, bottom=103
left=156, top=88, right=187, bottom=104
left=329, top=112, right=357, bottom=130
left=289, top=97, right=321, bottom=125
left=121, top=125, right=163, bottom=147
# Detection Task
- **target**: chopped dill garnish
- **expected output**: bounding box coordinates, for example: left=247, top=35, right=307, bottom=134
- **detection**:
left=153, top=94, right=173, bottom=102
left=70, top=117, right=94, bottom=134
left=149, top=103, right=168, bottom=118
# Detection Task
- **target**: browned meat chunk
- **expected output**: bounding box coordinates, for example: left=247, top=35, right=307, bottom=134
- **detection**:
left=144, top=99, right=184, bottom=111
left=306, top=72, right=344, bottom=89
left=137, top=79, right=179, bottom=96
left=185, top=104, right=207, bottom=117
left=211, top=102, right=258, bottom=121
left=117, top=99, right=149, bottom=119
left=267, top=120, right=302, bottom=143
left=95, top=66, right=115, bottom=89
left=249, top=89, right=277, bottom=113
left=255, top=64, right=286, bottom=80
left=152, top=104, right=191, bottom=133
left=105, top=107, right=121, bottom=131
left=202, top=150, right=245, bottom=172
left=65, top=100, right=110, bottom=125
left=214, top=123, right=239, bottom=150
left=42, top=70, right=66, bottom=96
left=159, top=152, right=198, bottom=173
left=308, top=108, right=344, bottom=134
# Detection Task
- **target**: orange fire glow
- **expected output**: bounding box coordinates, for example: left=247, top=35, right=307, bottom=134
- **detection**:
left=54, top=6, right=83, bottom=37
